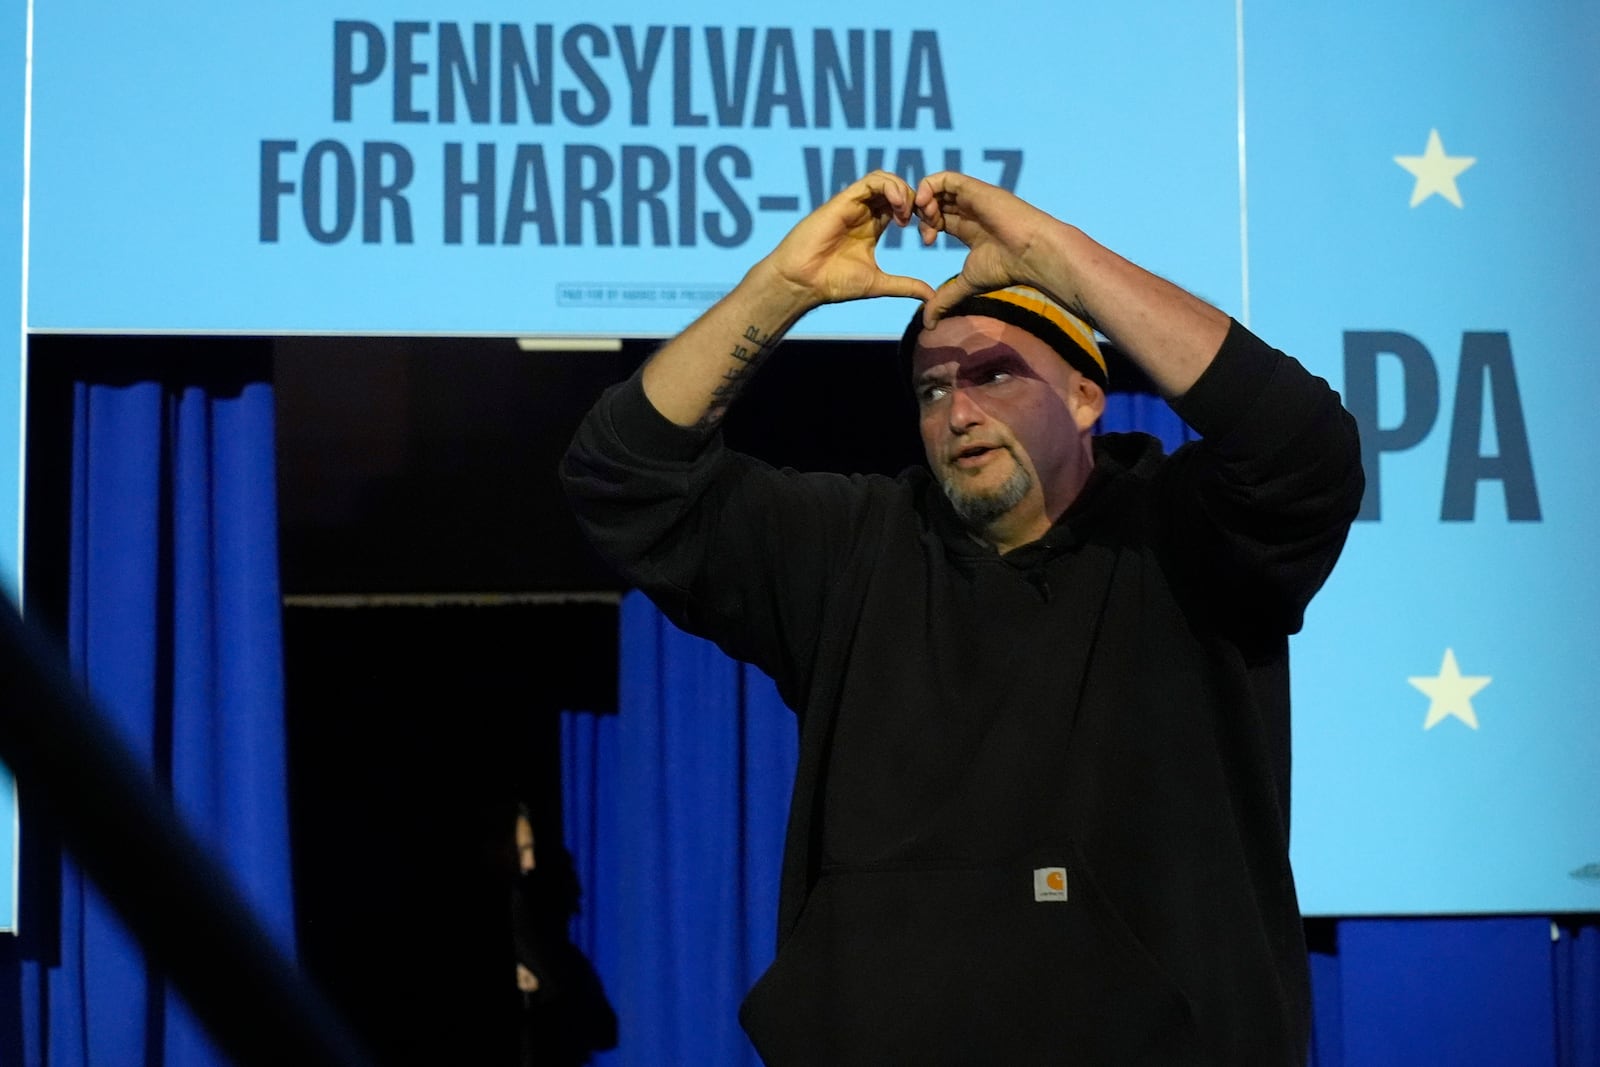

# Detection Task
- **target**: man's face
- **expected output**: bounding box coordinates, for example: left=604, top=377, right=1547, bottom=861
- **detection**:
left=910, top=315, right=1102, bottom=537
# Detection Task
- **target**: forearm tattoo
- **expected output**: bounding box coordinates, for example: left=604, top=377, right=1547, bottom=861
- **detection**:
left=695, top=324, right=779, bottom=431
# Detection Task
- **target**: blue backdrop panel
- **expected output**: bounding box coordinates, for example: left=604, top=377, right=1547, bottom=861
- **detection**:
left=1245, top=1, right=1600, bottom=915
left=1555, top=921, right=1600, bottom=1065
left=1337, top=918, right=1555, bottom=1066
left=1308, top=940, right=1343, bottom=1067
left=17, top=361, right=293, bottom=1066
left=563, top=591, right=797, bottom=1067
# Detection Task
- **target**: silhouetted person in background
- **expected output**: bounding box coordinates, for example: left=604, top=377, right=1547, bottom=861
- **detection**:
left=510, top=803, right=615, bottom=1066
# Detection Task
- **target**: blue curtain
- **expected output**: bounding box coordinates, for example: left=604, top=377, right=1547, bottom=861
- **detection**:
left=1099, top=389, right=1200, bottom=448
left=18, top=355, right=293, bottom=1066
left=562, top=399, right=1600, bottom=1065
left=1556, top=920, right=1600, bottom=1065
left=563, top=594, right=796, bottom=1066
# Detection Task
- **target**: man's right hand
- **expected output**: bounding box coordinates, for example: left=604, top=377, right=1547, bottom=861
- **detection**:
left=640, top=171, right=931, bottom=430
left=760, top=170, right=935, bottom=310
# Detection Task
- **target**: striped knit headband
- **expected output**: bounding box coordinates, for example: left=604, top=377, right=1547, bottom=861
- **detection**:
left=899, top=285, right=1109, bottom=390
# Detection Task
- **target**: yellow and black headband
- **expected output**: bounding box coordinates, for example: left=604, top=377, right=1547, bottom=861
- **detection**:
left=899, top=285, right=1109, bottom=390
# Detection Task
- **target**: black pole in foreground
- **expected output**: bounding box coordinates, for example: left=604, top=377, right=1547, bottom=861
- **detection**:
left=0, top=597, right=376, bottom=1067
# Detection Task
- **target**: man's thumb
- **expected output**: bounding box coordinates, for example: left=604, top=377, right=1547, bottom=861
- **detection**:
left=873, top=273, right=937, bottom=304
left=922, top=276, right=975, bottom=327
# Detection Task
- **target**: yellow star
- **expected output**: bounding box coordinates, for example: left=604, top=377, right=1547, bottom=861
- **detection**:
left=1408, top=648, right=1491, bottom=730
left=1394, top=129, right=1477, bottom=208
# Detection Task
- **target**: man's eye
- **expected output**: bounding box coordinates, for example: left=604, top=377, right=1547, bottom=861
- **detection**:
left=982, top=371, right=1012, bottom=386
left=919, top=384, right=949, bottom=404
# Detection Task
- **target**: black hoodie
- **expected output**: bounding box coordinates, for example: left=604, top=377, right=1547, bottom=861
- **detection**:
left=561, top=320, right=1363, bottom=1065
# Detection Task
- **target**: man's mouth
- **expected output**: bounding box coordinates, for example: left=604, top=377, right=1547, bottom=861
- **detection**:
left=951, top=444, right=1003, bottom=468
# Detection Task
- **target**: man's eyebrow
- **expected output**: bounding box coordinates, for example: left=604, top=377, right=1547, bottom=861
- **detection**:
left=914, top=344, right=1037, bottom=382
left=917, top=339, right=1014, bottom=360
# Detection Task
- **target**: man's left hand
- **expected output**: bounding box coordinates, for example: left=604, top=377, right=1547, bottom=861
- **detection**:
left=913, top=171, right=1072, bottom=326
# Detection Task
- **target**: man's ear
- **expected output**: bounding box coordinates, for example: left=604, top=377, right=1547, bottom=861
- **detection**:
left=1071, top=376, right=1106, bottom=431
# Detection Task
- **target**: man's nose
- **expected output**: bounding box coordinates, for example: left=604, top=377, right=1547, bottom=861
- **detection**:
left=947, top=384, right=985, bottom=431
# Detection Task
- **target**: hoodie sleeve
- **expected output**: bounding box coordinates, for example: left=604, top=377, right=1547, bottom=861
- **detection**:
left=1160, top=319, right=1365, bottom=635
left=559, top=372, right=872, bottom=707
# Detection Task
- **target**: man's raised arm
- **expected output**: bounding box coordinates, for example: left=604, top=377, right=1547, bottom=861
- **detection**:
left=642, top=172, right=934, bottom=431
left=912, top=172, right=1229, bottom=399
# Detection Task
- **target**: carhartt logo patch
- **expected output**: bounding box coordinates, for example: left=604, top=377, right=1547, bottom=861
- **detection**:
left=1033, top=867, right=1068, bottom=902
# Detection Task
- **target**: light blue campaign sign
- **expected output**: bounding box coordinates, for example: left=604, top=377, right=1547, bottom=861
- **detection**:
left=1247, top=2, right=1600, bottom=914
left=26, top=0, right=1244, bottom=338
